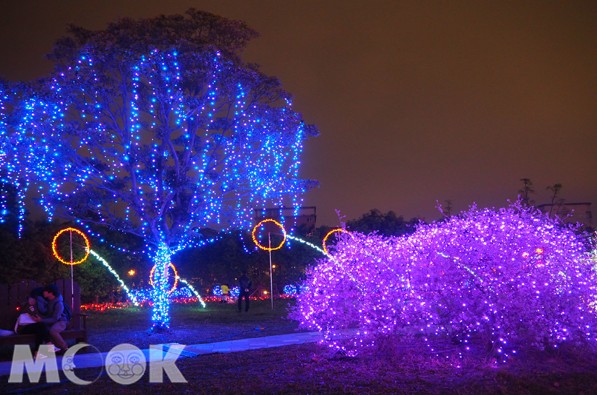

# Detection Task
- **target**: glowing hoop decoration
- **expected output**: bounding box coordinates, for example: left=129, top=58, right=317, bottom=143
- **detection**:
left=252, top=219, right=287, bottom=251
left=149, top=263, right=179, bottom=295
left=322, top=228, right=351, bottom=255
left=52, top=228, right=91, bottom=265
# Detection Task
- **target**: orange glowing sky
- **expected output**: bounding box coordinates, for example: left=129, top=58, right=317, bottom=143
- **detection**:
left=1, top=1, right=595, bottom=226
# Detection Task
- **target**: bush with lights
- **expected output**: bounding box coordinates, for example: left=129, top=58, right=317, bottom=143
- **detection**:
left=293, top=203, right=597, bottom=358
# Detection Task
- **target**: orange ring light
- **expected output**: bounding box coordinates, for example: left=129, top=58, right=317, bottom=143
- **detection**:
left=52, top=228, right=91, bottom=265
left=322, top=228, right=351, bottom=255
left=252, top=219, right=287, bottom=251
left=149, top=263, right=179, bottom=295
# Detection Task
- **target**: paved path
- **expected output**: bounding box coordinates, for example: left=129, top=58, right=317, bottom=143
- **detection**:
left=0, top=330, right=356, bottom=377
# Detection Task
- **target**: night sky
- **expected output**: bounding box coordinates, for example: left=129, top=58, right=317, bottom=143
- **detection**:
left=1, top=1, right=595, bottom=226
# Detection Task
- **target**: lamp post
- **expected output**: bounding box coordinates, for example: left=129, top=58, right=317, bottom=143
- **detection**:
left=268, top=233, right=274, bottom=310
left=252, top=219, right=287, bottom=311
left=52, top=227, right=90, bottom=311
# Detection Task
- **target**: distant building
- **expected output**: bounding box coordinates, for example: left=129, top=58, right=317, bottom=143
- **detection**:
left=536, top=202, right=592, bottom=229
left=254, top=206, right=317, bottom=235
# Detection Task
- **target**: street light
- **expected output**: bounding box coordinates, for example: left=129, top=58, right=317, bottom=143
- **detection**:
left=252, top=219, right=287, bottom=310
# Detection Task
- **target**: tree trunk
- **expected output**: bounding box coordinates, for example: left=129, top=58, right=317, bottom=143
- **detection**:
left=151, top=244, right=172, bottom=330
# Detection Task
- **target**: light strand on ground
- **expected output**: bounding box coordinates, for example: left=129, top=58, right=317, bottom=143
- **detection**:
left=177, top=277, right=206, bottom=308
left=88, top=249, right=140, bottom=306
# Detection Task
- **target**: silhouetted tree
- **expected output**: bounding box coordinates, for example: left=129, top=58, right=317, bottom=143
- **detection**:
left=347, top=209, right=418, bottom=237
left=546, top=183, right=564, bottom=215
left=519, top=178, right=535, bottom=206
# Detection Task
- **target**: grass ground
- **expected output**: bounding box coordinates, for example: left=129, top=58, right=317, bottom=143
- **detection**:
left=2, top=300, right=597, bottom=394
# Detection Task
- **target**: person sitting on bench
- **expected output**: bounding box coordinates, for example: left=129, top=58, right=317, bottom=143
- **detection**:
left=39, top=285, right=70, bottom=355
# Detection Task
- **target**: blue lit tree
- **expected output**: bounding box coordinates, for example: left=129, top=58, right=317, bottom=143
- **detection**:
left=0, top=10, right=318, bottom=329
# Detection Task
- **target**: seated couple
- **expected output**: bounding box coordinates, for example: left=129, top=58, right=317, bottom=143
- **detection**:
left=15, top=284, right=71, bottom=356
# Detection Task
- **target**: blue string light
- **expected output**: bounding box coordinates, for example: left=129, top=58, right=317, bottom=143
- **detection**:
left=0, top=48, right=314, bottom=329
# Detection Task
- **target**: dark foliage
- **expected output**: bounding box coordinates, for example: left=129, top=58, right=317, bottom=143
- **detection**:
left=347, top=208, right=420, bottom=237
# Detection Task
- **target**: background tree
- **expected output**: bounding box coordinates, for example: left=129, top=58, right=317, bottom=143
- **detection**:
left=347, top=209, right=418, bottom=237
left=435, top=199, right=453, bottom=221
left=518, top=178, right=535, bottom=206
left=174, top=231, right=254, bottom=288
left=174, top=228, right=320, bottom=296
left=0, top=218, right=127, bottom=302
left=0, top=9, right=317, bottom=329
left=0, top=222, right=53, bottom=284
left=546, top=183, right=564, bottom=215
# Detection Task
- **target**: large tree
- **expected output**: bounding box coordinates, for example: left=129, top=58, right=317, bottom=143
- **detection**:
left=0, top=9, right=317, bottom=329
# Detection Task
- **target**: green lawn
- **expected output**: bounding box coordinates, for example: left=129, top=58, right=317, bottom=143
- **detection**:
left=2, top=300, right=597, bottom=394
left=85, top=299, right=301, bottom=351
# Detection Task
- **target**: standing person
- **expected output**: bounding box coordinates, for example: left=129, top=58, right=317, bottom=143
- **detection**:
left=238, top=272, right=252, bottom=312
left=221, top=284, right=230, bottom=303
left=40, top=284, right=70, bottom=355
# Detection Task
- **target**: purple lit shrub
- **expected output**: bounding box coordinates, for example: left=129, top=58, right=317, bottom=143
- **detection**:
left=293, top=204, right=597, bottom=357
left=292, top=233, right=413, bottom=354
